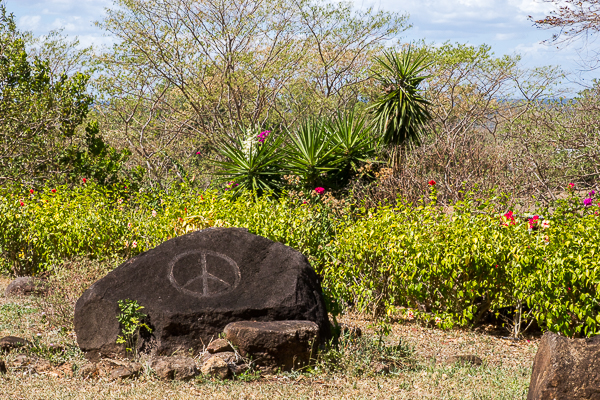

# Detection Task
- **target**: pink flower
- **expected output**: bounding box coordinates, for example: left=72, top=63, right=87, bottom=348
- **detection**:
left=196, top=151, right=201, bottom=155
left=257, top=130, right=271, bottom=143
left=502, top=211, right=516, bottom=226
left=568, top=183, right=574, bottom=190
left=584, top=198, right=593, bottom=207
left=19, top=201, right=24, bottom=206
left=314, top=187, right=325, bottom=194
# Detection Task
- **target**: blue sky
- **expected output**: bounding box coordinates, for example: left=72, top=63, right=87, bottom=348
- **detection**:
left=5, top=0, right=597, bottom=90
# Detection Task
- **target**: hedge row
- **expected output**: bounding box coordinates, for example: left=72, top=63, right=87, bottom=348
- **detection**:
left=1, top=182, right=599, bottom=337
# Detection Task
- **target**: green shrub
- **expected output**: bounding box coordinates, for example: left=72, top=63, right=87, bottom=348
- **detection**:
left=1, top=180, right=600, bottom=338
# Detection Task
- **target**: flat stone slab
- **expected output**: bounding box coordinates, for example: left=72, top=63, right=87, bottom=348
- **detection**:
left=224, top=320, right=320, bottom=373
left=528, top=332, right=600, bottom=400
left=0, top=336, right=32, bottom=351
left=5, top=277, right=45, bottom=297
left=74, top=228, right=330, bottom=359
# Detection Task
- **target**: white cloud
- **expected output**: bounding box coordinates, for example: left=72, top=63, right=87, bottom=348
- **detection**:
left=18, top=15, right=41, bottom=31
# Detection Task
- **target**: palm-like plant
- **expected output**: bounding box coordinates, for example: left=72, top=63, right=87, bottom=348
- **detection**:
left=326, top=110, right=377, bottom=185
left=368, top=46, right=432, bottom=148
left=212, top=127, right=285, bottom=195
left=285, top=119, right=340, bottom=189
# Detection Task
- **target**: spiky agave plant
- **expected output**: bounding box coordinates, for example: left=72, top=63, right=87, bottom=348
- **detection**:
left=368, top=46, right=432, bottom=152
left=212, top=127, right=285, bottom=196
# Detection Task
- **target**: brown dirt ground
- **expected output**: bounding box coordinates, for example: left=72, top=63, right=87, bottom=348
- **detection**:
left=0, top=275, right=537, bottom=399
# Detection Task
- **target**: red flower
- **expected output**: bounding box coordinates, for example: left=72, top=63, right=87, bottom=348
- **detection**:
left=19, top=201, right=24, bottom=206
left=29, top=189, right=34, bottom=194
left=428, top=180, right=436, bottom=186
left=82, top=178, right=87, bottom=183
left=51, top=189, right=56, bottom=193
left=568, top=183, right=575, bottom=190
left=314, top=187, right=325, bottom=194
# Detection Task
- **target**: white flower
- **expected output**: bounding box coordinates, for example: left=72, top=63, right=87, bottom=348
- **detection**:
left=435, top=317, right=442, bottom=325
left=132, top=241, right=137, bottom=248
left=152, top=210, right=157, bottom=217
left=541, top=220, right=550, bottom=229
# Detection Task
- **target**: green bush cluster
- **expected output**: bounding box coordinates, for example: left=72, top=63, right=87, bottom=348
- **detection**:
left=1, top=182, right=599, bottom=338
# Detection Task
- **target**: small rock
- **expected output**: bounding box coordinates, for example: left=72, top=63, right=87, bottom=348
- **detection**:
left=445, top=355, right=483, bottom=366
left=0, top=360, right=6, bottom=374
left=109, top=362, right=142, bottom=380
left=0, top=336, right=32, bottom=351
left=207, top=339, right=233, bottom=354
left=224, top=320, right=320, bottom=373
left=34, top=359, right=52, bottom=373
left=150, top=356, right=198, bottom=380
left=79, top=362, right=98, bottom=379
left=12, top=354, right=32, bottom=369
left=372, top=362, right=390, bottom=375
left=5, top=277, right=46, bottom=297
left=200, top=356, right=230, bottom=379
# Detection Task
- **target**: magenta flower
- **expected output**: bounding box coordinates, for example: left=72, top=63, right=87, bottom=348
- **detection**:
left=589, top=190, right=596, bottom=197
left=314, top=187, right=325, bottom=194
left=257, top=130, right=271, bottom=143
left=196, top=151, right=201, bottom=155
left=584, top=198, right=593, bottom=207
left=568, top=183, right=575, bottom=190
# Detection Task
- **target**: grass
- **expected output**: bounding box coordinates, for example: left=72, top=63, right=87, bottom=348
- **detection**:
left=0, top=270, right=535, bottom=399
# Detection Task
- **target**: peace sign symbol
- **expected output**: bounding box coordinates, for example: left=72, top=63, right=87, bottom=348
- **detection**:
left=168, top=250, right=241, bottom=298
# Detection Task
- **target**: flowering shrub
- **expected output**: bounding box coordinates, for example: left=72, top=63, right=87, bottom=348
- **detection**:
left=1, top=182, right=600, bottom=338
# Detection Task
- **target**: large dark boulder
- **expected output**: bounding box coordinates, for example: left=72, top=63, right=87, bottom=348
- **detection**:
left=527, top=332, right=600, bottom=400
left=74, top=228, right=330, bottom=360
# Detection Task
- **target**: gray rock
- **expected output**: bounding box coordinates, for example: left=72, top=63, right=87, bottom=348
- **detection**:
left=74, top=228, right=330, bottom=360
left=5, top=277, right=45, bottom=297
left=149, top=356, right=198, bottom=380
left=109, top=362, right=142, bottom=380
left=527, top=332, right=600, bottom=400
left=207, top=339, right=233, bottom=354
left=200, top=356, right=230, bottom=379
left=78, top=362, right=98, bottom=379
left=224, top=320, right=320, bottom=373
left=0, top=336, right=31, bottom=351
left=445, top=355, right=482, bottom=366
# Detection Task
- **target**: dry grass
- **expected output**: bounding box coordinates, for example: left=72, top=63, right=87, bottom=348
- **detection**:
left=0, top=273, right=536, bottom=399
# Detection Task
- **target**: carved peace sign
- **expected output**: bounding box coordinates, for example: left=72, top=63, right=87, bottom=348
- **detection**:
left=168, top=250, right=241, bottom=298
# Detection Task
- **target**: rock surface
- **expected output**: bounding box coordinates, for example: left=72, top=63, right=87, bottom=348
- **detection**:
left=200, top=356, right=230, bottom=379
left=74, top=228, right=330, bottom=359
left=0, top=336, right=32, bottom=351
left=445, top=354, right=483, bottom=366
left=0, top=360, right=6, bottom=374
left=149, top=356, right=198, bottom=380
left=224, top=320, right=320, bottom=373
left=207, top=338, right=233, bottom=354
left=5, top=277, right=45, bottom=297
left=527, top=332, right=600, bottom=400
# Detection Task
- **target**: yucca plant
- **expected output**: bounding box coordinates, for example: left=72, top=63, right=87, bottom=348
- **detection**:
left=368, top=46, right=432, bottom=151
left=212, top=127, right=285, bottom=195
left=326, top=110, right=378, bottom=186
left=285, top=119, right=340, bottom=189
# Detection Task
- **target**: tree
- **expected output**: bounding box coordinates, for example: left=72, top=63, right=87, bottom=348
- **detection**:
left=0, top=2, right=133, bottom=187
left=532, top=0, right=600, bottom=70
left=368, top=46, right=432, bottom=163
left=94, top=0, right=407, bottom=187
